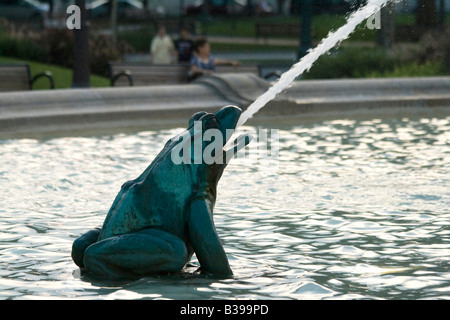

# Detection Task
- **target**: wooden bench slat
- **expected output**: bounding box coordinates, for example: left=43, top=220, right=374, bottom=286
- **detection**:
left=0, top=64, right=54, bottom=91
left=109, top=63, right=260, bottom=86
left=0, top=85, right=30, bottom=92
left=216, top=66, right=259, bottom=73
left=0, top=74, right=29, bottom=82
left=0, top=65, right=30, bottom=91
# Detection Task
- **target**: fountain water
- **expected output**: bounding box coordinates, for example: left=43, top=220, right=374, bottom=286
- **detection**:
left=1, top=0, right=449, bottom=300
left=236, top=0, right=393, bottom=128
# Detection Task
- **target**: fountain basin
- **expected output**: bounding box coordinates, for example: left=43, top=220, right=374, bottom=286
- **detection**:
left=0, top=74, right=449, bottom=299
left=1, top=74, right=449, bottom=138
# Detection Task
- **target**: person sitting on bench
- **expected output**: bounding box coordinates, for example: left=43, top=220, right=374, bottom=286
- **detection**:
left=188, top=38, right=240, bottom=81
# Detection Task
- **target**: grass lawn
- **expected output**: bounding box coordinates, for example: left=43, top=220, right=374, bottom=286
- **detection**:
left=0, top=56, right=110, bottom=90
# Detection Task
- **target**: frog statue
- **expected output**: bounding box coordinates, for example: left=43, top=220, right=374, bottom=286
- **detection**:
left=71, top=105, right=252, bottom=280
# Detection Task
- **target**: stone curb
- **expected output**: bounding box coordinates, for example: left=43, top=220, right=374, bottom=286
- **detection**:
left=0, top=75, right=449, bottom=138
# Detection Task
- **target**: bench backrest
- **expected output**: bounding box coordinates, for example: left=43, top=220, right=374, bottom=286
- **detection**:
left=110, top=63, right=260, bottom=86
left=110, top=63, right=190, bottom=86
left=215, top=65, right=259, bottom=75
left=0, top=64, right=31, bottom=92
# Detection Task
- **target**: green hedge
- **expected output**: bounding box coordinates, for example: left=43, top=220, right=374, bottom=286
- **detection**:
left=0, top=34, right=47, bottom=62
left=366, top=61, right=446, bottom=78
left=0, top=20, right=133, bottom=77
left=303, top=46, right=395, bottom=79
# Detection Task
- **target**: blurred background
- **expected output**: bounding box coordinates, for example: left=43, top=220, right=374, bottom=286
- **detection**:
left=0, top=0, right=449, bottom=89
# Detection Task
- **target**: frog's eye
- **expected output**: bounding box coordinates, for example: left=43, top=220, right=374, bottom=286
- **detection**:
left=202, top=115, right=220, bottom=130
left=189, top=111, right=207, bottom=127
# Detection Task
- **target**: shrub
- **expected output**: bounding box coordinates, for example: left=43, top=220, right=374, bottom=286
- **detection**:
left=89, top=34, right=134, bottom=76
left=0, top=18, right=47, bottom=62
left=118, top=27, right=154, bottom=53
left=366, top=61, right=445, bottom=78
left=45, top=28, right=74, bottom=68
left=0, top=18, right=134, bottom=77
left=302, top=46, right=395, bottom=79
left=418, top=27, right=450, bottom=72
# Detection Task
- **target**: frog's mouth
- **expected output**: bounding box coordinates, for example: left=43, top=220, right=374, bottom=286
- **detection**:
left=214, top=105, right=242, bottom=141
left=214, top=105, right=252, bottom=160
left=184, top=105, right=252, bottom=164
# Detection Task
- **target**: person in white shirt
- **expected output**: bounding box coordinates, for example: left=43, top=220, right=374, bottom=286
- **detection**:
left=150, top=26, right=175, bottom=64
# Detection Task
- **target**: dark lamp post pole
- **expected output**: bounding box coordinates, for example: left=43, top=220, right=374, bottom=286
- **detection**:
left=72, top=0, right=91, bottom=88
left=297, top=0, right=312, bottom=61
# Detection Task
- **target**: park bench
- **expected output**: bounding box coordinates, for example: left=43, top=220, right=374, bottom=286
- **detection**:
left=109, top=62, right=261, bottom=87
left=109, top=63, right=190, bottom=86
left=0, top=64, right=55, bottom=92
left=255, top=22, right=301, bottom=43
left=215, top=65, right=260, bottom=75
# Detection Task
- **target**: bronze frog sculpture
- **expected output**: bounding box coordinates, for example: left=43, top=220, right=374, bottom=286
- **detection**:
left=72, top=106, right=251, bottom=280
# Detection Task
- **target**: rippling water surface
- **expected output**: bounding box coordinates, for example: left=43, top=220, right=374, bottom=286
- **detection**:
left=0, top=115, right=449, bottom=299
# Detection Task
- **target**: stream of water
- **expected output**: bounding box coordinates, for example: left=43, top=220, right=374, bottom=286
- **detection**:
left=237, top=0, right=392, bottom=128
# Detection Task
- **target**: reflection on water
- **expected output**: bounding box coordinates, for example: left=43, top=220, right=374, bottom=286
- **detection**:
left=0, top=115, right=449, bottom=299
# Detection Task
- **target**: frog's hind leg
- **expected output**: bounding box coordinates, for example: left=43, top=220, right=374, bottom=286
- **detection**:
left=72, top=228, right=101, bottom=268
left=83, top=228, right=189, bottom=280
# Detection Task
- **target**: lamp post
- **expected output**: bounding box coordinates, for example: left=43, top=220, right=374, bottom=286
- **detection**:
left=179, top=0, right=185, bottom=27
left=439, top=0, right=445, bottom=27
left=71, top=0, right=91, bottom=88
left=111, top=0, right=118, bottom=47
left=296, top=0, right=312, bottom=61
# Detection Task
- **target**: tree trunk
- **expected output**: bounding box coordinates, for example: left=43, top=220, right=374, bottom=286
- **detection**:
left=277, top=0, right=286, bottom=15
left=72, top=0, right=90, bottom=88
left=297, top=0, right=312, bottom=60
left=110, top=0, right=118, bottom=47
left=416, top=0, right=439, bottom=27
left=377, top=3, right=394, bottom=48
left=203, top=0, right=211, bottom=15
left=439, top=0, right=446, bottom=26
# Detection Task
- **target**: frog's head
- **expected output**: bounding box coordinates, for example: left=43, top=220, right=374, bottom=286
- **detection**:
left=188, top=105, right=251, bottom=166
left=172, top=105, right=252, bottom=200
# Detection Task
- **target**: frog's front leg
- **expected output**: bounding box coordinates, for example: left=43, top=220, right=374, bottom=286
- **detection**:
left=82, top=229, right=189, bottom=280
left=188, top=198, right=233, bottom=277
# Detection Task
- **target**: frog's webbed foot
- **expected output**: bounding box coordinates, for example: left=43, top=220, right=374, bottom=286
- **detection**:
left=72, top=228, right=101, bottom=268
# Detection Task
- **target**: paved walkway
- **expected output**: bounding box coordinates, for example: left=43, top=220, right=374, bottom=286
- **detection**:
left=208, top=35, right=298, bottom=47
left=125, top=51, right=297, bottom=63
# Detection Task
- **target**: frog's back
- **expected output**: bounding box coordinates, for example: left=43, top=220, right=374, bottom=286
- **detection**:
left=98, top=159, right=194, bottom=241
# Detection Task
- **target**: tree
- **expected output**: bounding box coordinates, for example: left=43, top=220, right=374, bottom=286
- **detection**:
left=276, top=0, right=287, bottom=15
left=416, top=0, right=439, bottom=27
left=111, top=0, right=118, bottom=47
left=377, top=2, right=394, bottom=48
left=203, top=0, right=212, bottom=15
left=297, top=0, right=312, bottom=60
left=439, top=0, right=446, bottom=26
left=72, top=0, right=90, bottom=88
